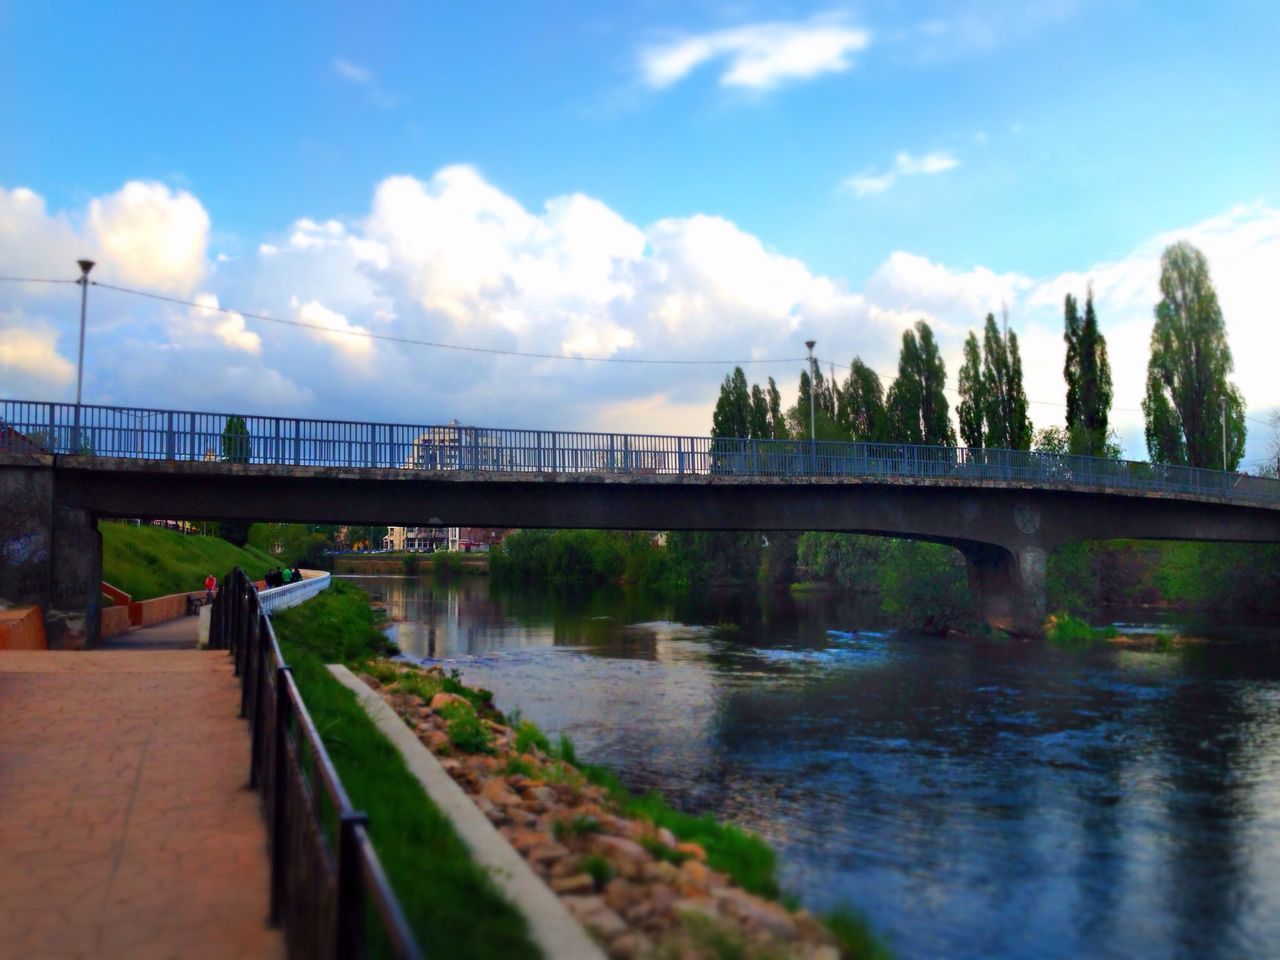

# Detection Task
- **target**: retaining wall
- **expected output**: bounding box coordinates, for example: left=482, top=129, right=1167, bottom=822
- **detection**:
left=0, top=606, right=47, bottom=650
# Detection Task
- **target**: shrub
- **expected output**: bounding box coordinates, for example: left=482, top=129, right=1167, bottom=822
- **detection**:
left=440, top=702, right=495, bottom=754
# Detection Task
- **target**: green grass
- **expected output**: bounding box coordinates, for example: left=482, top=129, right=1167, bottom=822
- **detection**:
left=824, top=907, right=895, bottom=960
left=1044, top=613, right=1120, bottom=651
left=270, top=581, right=539, bottom=960
left=101, top=521, right=276, bottom=600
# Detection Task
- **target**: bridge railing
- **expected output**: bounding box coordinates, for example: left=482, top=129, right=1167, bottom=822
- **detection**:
left=2, top=397, right=1277, bottom=505
left=211, top=567, right=421, bottom=960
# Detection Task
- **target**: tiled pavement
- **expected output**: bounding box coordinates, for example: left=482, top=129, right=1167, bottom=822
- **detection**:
left=0, top=625, right=284, bottom=959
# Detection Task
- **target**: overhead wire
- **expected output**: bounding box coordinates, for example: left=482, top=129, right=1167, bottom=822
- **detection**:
left=85, top=280, right=806, bottom=367
left=8, top=275, right=1280, bottom=422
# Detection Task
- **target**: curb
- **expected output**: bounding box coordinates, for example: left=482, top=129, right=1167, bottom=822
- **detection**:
left=327, top=665, right=607, bottom=960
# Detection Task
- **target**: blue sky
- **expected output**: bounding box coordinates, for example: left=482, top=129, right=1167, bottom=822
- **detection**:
left=2, top=1, right=1278, bottom=465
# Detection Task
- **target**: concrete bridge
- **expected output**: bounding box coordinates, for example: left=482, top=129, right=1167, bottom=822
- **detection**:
left=3, top=399, right=1279, bottom=646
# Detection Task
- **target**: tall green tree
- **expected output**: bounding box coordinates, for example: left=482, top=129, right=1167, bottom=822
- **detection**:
left=712, top=368, right=752, bottom=439
left=748, top=384, right=771, bottom=440
left=981, top=313, right=1033, bottom=450
left=766, top=377, right=788, bottom=439
left=1063, top=289, right=1114, bottom=456
left=886, top=320, right=955, bottom=445
left=217, top=415, right=253, bottom=545
left=221, top=415, right=250, bottom=463
left=789, top=367, right=845, bottom=441
left=838, top=358, right=888, bottom=442
left=1143, top=241, right=1246, bottom=469
left=956, top=332, right=986, bottom=448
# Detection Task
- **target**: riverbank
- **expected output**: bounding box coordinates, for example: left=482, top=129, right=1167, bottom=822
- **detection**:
left=333, top=552, right=490, bottom=575
left=284, top=579, right=887, bottom=959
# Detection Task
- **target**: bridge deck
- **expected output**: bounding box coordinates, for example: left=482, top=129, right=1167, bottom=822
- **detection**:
left=0, top=640, right=282, bottom=959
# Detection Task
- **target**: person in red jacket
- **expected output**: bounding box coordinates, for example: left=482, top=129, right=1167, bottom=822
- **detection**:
left=204, top=573, right=216, bottom=604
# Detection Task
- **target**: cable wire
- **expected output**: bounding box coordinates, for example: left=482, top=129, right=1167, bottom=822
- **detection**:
left=89, top=280, right=806, bottom=367
left=0, top=276, right=78, bottom=284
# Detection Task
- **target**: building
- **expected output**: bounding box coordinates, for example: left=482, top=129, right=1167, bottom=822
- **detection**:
left=384, top=526, right=448, bottom=552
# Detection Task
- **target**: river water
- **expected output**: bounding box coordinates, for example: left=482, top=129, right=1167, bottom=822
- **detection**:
left=347, top=574, right=1280, bottom=960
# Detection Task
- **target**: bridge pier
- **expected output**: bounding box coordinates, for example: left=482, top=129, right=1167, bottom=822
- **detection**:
left=960, top=542, right=1048, bottom=638
left=0, top=459, right=100, bottom=649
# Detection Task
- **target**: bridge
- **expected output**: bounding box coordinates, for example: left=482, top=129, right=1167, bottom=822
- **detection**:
left=3, top=398, right=1279, bottom=645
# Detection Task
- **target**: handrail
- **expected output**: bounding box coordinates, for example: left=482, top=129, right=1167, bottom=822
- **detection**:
left=210, top=567, right=421, bottom=960
left=3, top=397, right=1277, bottom=506
left=259, top=573, right=332, bottom=615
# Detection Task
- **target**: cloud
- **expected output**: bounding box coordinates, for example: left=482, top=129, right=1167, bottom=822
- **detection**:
left=0, top=313, right=74, bottom=385
left=334, top=58, right=372, bottom=84
left=1, top=174, right=1276, bottom=467
left=191, top=293, right=260, bottom=353
left=87, top=181, right=210, bottom=292
left=843, top=151, right=960, bottom=196
left=640, top=17, right=870, bottom=91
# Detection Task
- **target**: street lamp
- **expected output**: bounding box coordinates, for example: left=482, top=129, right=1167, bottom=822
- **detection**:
left=72, top=259, right=95, bottom=452
left=805, top=339, right=816, bottom=472
left=1221, top=396, right=1227, bottom=471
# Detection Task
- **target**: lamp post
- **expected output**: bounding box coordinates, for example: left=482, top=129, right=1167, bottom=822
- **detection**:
left=72, top=259, right=95, bottom=452
left=805, top=339, right=816, bottom=473
left=1221, top=396, right=1227, bottom=471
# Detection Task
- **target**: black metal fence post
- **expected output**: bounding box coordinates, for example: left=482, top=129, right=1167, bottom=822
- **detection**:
left=270, top=665, right=292, bottom=925
left=336, top=812, right=371, bottom=958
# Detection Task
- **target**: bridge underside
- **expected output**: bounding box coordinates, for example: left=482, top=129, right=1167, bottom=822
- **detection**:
left=4, top=455, right=1279, bottom=646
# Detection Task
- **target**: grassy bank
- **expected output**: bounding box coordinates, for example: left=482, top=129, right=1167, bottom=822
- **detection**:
left=269, top=581, right=539, bottom=960
left=100, top=522, right=276, bottom=600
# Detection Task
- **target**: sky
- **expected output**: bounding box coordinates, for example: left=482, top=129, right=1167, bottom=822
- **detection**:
left=2, top=0, right=1278, bottom=467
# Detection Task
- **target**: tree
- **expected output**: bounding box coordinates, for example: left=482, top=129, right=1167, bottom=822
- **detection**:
left=766, top=377, right=788, bottom=439
left=981, top=312, right=1032, bottom=450
left=712, top=368, right=752, bottom=439
left=1063, top=289, right=1114, bottom=456
left=1143, top=241, right=1246, bottom=469
left=957, top=332, right=986, bottom=448
left=1033, top=425, right=1071, bottom=455
left=748, top=384, right=770, bottom=440
left=838, top=358, right=888, bottom=442
left=218, top=415, right=252, bottom=545
left=886, top=320, right=955, bottom=445
left=221, top=415, right=250, bottom=463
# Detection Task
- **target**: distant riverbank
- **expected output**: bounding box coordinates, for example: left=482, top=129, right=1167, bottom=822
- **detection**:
left=333, top=552, right=490, bottom=575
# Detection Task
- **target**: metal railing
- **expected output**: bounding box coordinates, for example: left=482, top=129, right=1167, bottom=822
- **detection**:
left=210, top=567, right=421, bottom=960
left=259, top=573, right=332, bottom=615
left=3, top=397, right=1277, bottom=506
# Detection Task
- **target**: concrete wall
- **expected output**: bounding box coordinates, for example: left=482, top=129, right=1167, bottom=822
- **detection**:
left=0, top=606, right=47, bottom=650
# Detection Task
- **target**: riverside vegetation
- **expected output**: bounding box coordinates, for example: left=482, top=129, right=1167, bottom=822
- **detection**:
left=100, top=521, right=277, bottom=600
left=274, top=580, right=889, bottom=960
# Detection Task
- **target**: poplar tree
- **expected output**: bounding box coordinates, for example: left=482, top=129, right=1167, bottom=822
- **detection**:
left=1143, top=241, right=1246, bottom=469
left=839, top=358, right=888, bottom=442
left=886, top=320, right=955, bottom=445
left=766, top=377, right=788, bottom=439
left=957, top=332, right=986, bottom=448
left=1063, top=289, right=1114, bottom=456
left=712, top=367, right=752, bottom=439
left=981, top=312, right=1032, bottom=450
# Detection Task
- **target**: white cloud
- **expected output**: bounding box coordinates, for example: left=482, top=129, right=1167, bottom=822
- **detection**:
left=191, top=293, right=260, bottom=354
left=293, top=298, right=374, bottom=360
left=843, top=150, right=960, bottom=197
left=87, top=181, right=210, bottom=292
left=640, top=17, right=870, bottom=91
left=0, top=313, right=74, bottom=385
left=334, top=58, right=372, bottom=84
left=1, top=174, right=1276, bottom=467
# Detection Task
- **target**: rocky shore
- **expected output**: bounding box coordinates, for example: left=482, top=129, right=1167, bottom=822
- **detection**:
left=359, top=660, right=849, bottom=960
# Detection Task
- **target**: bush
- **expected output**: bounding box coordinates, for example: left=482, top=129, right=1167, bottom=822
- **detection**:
left=879, top=540, right=972, bottom=635
left=439, top=701, right=495, bottom=754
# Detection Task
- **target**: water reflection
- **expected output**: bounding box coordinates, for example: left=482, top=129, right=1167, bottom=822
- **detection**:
left=347, top=574, right=1280, bottom=960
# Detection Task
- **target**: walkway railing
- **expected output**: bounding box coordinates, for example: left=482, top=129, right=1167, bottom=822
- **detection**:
left=3, top=397, right=1277, bottom=505
left=210, top=568, right=421, bottom=960
left=259, top=572, right=332, bottom=616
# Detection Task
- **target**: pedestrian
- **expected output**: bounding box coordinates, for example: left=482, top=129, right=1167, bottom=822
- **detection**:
left=204, top=573, right=216, bottom=604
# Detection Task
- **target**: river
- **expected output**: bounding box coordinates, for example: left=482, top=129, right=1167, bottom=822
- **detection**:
left=346, top=573, right=1280, bottom=960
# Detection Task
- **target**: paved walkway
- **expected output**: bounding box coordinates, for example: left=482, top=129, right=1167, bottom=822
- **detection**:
left=0, top=619, right=284, bottom=959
